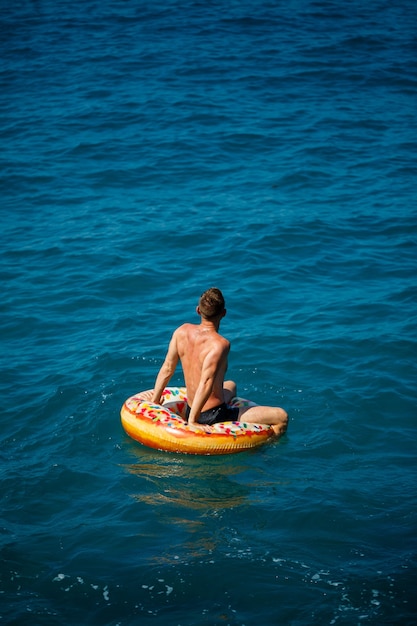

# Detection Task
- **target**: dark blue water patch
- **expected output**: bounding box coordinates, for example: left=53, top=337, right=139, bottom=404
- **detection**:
left=1, top=536, right=414, bottom=625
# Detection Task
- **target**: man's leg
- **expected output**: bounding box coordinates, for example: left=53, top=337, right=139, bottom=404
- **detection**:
left=239, top=405, right=288, bottom=437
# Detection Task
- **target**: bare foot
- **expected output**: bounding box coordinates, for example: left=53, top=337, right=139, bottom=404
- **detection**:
left=270, top=423, right=287, bottom=437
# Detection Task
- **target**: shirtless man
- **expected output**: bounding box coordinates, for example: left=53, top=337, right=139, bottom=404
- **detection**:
left=150, top=288, right=288, bottom=436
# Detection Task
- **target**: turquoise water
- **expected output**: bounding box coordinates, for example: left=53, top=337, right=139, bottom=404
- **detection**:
left=1, top=1, right=416, bottom=624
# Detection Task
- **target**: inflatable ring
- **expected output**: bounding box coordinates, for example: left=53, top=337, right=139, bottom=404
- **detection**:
left=121, top=387, right=278, bottom=455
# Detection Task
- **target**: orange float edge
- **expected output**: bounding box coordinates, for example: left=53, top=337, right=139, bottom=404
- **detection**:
left=120, top=390, right=278, bottom=456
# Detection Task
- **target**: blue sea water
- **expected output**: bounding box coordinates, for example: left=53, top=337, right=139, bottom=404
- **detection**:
left=1, top=0, right=416, bottom=623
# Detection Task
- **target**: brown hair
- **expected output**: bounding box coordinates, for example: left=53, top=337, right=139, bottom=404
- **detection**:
left=198, top=288, right=225, bottom=320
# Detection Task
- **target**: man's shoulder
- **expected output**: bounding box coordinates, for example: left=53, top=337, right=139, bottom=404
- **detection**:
left=212, top=333, right=230, bottom=353
left=175, top=322, right=196, bottom=333
left=220, top=335, right=231, bottom=350
left=173, top=323, right=197, bottom=340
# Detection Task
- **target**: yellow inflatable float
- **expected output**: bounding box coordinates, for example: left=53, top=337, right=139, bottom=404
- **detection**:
left=121, top=387, right=278, bottom=455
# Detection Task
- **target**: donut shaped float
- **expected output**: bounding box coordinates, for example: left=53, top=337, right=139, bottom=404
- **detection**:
left=121, top=387, right=277, bottom=455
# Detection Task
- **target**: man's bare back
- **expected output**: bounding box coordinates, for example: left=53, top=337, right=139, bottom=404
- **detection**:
left=150, top=288, right=288, bottom=434
left=175, top=322, right=230, bottom=410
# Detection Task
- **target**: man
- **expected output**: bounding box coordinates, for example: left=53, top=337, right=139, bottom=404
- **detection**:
left=150, top=288, right=288, bottom=436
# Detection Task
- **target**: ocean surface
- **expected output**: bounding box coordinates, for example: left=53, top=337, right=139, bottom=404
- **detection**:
left=1, top=0, right=416, bottom=624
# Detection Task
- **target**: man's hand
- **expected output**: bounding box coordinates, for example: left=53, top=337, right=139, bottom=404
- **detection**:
left=137, top=389, right=155, bottom=402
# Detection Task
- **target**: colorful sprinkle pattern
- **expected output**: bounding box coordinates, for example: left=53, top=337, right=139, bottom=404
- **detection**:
left=125, top=387, right=272, bottom=437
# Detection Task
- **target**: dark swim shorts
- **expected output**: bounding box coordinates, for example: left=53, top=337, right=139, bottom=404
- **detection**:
left=186, top=402, right=240, bottom=426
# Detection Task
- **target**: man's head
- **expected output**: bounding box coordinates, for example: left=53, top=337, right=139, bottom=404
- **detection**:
left=197, top=287, right=226, bottom=320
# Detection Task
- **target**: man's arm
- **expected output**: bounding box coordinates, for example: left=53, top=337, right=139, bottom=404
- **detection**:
left=151, top=332, right=179, bottom=404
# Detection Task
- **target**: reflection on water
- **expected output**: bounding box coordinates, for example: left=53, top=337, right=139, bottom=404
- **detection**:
left=123, top=448, right=251, bottom=511
left=132, top=484, right=248, bottom=510
left=123, top=441, right=253, bottom=477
